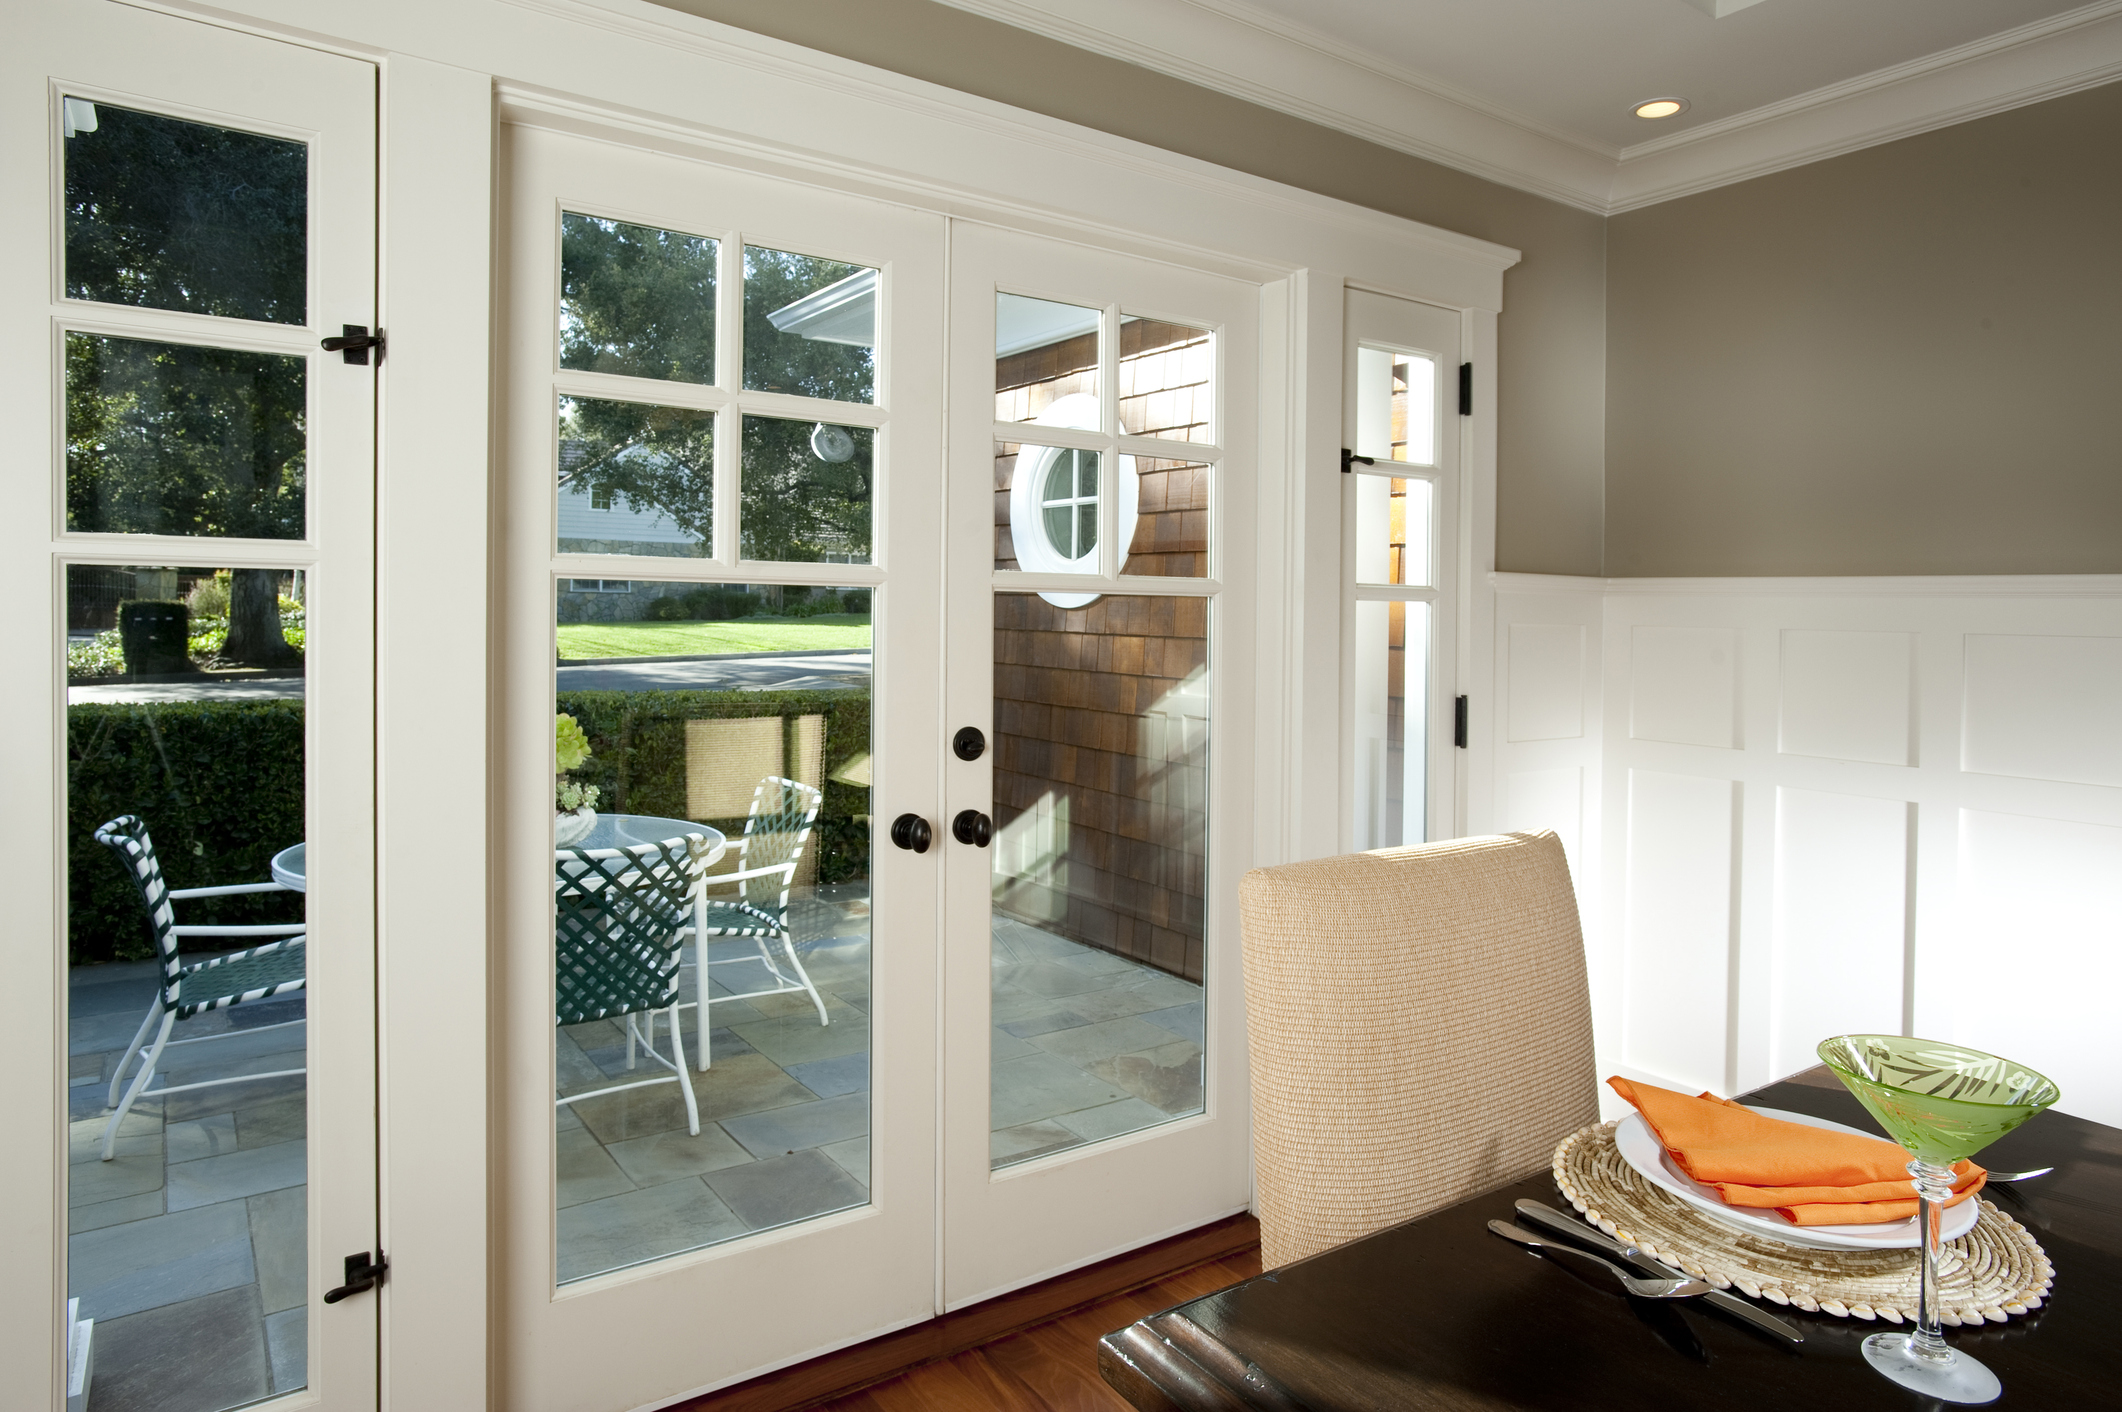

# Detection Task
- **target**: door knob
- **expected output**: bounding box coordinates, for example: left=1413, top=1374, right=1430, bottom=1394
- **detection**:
left=952, top=809, right=993, bottom=848
left=953, top=726, right=986, bottom=761
left=889, top=813, right=932, bottom=853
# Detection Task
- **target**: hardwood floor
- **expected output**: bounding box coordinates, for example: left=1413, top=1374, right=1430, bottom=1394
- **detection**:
left=824, top=1252, right=1264, bottom=1411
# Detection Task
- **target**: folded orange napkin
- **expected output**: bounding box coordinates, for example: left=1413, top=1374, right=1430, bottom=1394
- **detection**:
left=1609, top=1077, right=1986, bottom=1226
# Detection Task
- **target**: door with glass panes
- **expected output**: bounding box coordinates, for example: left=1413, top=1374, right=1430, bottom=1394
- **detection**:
left=940, top=224, right=1256, bottom=1307
left=1344, top=290, right=1461, bottom=851
left=3, top=5, right=379, bottom=1410
left=496, top=122, right=944, bottom=1410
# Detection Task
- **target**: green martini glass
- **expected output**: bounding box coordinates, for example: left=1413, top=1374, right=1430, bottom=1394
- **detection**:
left=1817, top=1035, right=2060, bottom=1405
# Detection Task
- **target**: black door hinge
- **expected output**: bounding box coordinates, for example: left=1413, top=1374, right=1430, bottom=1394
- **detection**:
left=324, top=1249, right=387, bottom=1304
left=1340, top=448, right=1375, bottom=474
left=321, top=324, right=384, bottom=365
left=1458, top=363, right=1472, bottom=416
left=1454, top=695, right=1469, bottom=748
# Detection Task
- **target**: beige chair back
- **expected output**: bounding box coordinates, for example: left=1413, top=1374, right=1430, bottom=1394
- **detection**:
left=1240, top=830, right=1597, bottom=1269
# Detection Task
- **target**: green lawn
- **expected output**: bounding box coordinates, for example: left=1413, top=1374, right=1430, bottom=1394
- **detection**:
left=558, top=614, right=872, bottom=660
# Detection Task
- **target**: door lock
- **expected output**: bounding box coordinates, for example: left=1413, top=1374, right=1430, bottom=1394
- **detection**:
left=320, top=324, right=384, bottom=365
left=324, top=1250, right=387, bottom=1304
left=952, top=809, right=993, bottom=848
left=889, top=813, right=932, bottom=853
left=953, top=726, right=986, bottom=761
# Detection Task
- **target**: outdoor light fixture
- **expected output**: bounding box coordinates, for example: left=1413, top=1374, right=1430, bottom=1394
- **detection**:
left=1632, top=97, right=1690, bottom=119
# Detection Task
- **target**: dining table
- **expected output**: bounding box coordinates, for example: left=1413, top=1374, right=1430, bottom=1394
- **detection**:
left=268, top=813, right=728, bottom=894
left=1100, top=1066, right=2118, bottom=1410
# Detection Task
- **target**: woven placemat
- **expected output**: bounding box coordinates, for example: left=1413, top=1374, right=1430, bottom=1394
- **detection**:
left=1551, top=1120, right=2053, bottom=1324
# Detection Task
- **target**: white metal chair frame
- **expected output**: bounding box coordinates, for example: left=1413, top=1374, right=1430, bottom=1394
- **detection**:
left=94, top=816, right=308, bottom=1162
left=677, top=775, right=829, bottom=1071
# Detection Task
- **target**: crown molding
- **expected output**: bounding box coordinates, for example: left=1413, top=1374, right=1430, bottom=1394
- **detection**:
left=937, top=0, right=2122, bottom=215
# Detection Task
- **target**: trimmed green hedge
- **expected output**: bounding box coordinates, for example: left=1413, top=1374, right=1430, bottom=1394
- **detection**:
left=69, top=700, right=306, bottom=966
left=557, top=687, right=871, bottom=885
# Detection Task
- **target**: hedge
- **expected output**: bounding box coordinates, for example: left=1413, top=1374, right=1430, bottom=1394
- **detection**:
left=66, top=687, right=871, bottom=968
left=556, top=687, right=872, bottom=886
left=69, top=700, right=306, bottom=967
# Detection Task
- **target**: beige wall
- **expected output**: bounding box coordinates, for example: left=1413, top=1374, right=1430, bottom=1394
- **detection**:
left=654, top=0, right=1610, bottom=576
left=1605, top=80, right=2122, bottom=577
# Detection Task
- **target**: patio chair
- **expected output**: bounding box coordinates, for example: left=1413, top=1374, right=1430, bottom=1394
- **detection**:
left=93, top=815, right=308, bottom=1161
left=555, top=835, right=709, bottom=1136
left=1239, top=830, right=1598, bottom=1268
left=677, top=775, right=828, bottom=1070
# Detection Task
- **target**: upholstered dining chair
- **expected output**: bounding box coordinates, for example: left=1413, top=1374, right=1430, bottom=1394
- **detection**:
left=1240, top=830, right=1598, bottom=1269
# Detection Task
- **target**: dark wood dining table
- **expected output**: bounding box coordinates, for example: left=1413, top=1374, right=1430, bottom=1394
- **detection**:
left=1100, top=1067, right=2119, bottom=1410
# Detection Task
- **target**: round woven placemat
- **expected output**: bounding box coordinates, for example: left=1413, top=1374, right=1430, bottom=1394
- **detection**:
left=1551, top=1120, right=2053, bottom=1324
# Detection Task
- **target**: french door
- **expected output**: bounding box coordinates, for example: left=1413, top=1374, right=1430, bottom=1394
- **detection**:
left=4, top=4, right=378, bottom=1411
left=496, top=122, right=945, bottom=1410
left=940, top=225, right=1256, bottom=1307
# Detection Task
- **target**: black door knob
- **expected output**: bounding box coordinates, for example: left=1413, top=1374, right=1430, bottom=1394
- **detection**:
left=889, top=813, right=932, bottom=853
left=953, top=726, right=986, bottom=761
left=952, top=809, right=993, bottom=848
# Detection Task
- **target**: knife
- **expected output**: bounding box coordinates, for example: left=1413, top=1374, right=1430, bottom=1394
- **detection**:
left=1514, top=1199, right=1805, bottom=1345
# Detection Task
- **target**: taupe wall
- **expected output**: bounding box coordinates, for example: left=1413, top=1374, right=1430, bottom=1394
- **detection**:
left=655, top=0, right=1609, bottom=576
left=1605, top=80, right=2122, bottom=577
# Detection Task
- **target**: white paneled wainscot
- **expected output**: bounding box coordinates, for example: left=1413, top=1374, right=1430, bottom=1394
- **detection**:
left=1488, top=574, right=2122, bottom=1127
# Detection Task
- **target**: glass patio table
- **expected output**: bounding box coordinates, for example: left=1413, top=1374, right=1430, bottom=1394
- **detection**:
left=1102, top=1066, right=2116, bottom=1411
left=268, top=814, right=728, bottom=893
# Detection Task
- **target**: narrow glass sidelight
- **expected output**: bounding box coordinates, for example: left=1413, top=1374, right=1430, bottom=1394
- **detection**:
left=553, top=581, right=873, bottom=1282
left=1354, top=476, right=1434, bottom=588
left=556, top=396, right=713, bottom=558
left=1352, top=598, right=1431, bottom=849
left=63, top=99, right=307, bottom=325
left=989, top=592, right=1209, bottom=1169
left=560, top=212, right=718, bottom=385
left=65, top=333, right=306, bottom=539
left=745, top=246, right=877, bottom=403
left=65, top=563, right=312, bottom=1406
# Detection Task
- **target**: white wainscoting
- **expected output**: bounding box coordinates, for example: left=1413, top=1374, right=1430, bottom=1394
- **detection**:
left=1490, top=574, right=2122, bottom=1127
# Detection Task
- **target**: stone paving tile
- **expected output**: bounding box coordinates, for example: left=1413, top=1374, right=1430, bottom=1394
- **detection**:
left=1114, top=969, right=1205, bottom=1008
left=69, top=1147, right=165, bottom=1208
left=721, top=1093, right=869, bottom=1160
left=1054, top=948, right=1145, bottom=975
left=558, top=1179, right=749, bottom=1283
left=1029, top=1015, right=1192, bottom=1066
left=1023, top=984, right=1172, bottom=1027
left=247, top=1185, right=307, bottom=1314
left=784, top=1052, right=868, bottom=1097
left=235, top=1093, right=306, bottom=1150
left=704, top=1149, right=866, bottom=1230
left=990, top=1120, right=1081, bottom=1166
left=1138, top=1002, right=1204, bottom=1043
left=70, top=1123, right=162, bottom=1167
left=729, top=1012, right=868, bottom=1068
left=70, top=1189, right=166, bottom=1234
left=85, top=1283, right=269, bottom=1412
left=992, top=960, right=1114, bottom=999
left=604, top=1123, right=754, bottom=1187
left=991, top=993, right=1090, bottom=1037
left=160, top=1073, right=305, bottom=1124
left=559, top=1125, right=639, bottom=1207
left=990, top=1052, right=1129, bottom=1128
left=167, top=1113, right=241, bottom=1164
left=1055, top=1097, right=1175, bottom=1144
left=819, top=1135, right=869, bottom=1187
left=166, top=1139, right=306, bottom=1212
left=1090, top=1041, right=1205, bottom=1116
left=989, top=1028, right=1039, bottom=1061
left=69, top=1201, right=254, bottom=1322
left=265, top=1306, right=307, bottom=1395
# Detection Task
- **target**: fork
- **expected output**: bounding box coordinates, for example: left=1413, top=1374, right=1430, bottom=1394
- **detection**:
left=1489, top=1220, right=1716, bottom=1298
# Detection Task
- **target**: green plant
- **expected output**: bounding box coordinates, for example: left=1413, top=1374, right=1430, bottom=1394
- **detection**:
left=68, top=629, right=126, bottom=679
left=644, top=595, right=691, bottom=621
left=185, top=572, right=230, bottom=620
left=68, top=700, right=306, bottom=966
left=555, top=711, right=601, bottom=812
left=678, top=584, right=759, bottom=621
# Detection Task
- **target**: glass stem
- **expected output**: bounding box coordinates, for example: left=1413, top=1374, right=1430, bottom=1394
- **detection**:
left=1908, top=1157, right=1957, bottom=1363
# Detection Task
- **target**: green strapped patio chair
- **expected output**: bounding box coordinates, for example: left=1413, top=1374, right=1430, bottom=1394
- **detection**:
left=94, top=815, right=308, bottom=1161
left=678, top=776, right=827, bottom=1071
left=555, top=835, right=712, bottom=1135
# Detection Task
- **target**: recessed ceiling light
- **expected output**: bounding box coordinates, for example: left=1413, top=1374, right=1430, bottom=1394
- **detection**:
left=1633, top=97, right=1690, bottom=120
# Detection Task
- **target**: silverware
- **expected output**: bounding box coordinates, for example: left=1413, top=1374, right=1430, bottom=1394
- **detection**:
left=1985, top=1167, right=2054, bottom=1182
left=1514, top=1199, right=1806, bottom=1345
left=1488, top=1220, right=1716, bottom=1298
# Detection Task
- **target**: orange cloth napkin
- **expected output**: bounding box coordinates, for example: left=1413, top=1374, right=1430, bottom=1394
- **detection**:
left=1608, top=1077, right=1986, bottom=1226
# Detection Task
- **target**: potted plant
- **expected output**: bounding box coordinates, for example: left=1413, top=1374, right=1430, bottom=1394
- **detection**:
left=555, top=713, right=601, bottom=845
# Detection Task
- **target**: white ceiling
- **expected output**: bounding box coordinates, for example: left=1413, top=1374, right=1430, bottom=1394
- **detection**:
left=938, top=0, right=2122, bottom=210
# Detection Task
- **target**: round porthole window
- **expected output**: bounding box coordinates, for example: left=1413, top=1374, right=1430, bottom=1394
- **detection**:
left=1007, top=393, right=1136, bottom=608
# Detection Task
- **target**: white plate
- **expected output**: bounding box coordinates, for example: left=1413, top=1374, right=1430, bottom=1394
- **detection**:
left=1614, top=1106, right=1979, bottom=1251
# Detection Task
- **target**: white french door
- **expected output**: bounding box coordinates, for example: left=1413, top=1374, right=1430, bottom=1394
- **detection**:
left=1343, top=290, right=1463, bottom=850
left=4, top=3, right=378, bottom=1410
left=496, top=123, right=944, bottom=1411
left=940, top=224, right=1257, bottom=1307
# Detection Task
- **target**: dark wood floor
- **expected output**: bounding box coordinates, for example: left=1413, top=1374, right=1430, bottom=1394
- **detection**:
left=818, top=1250, right=1264, bottom=1411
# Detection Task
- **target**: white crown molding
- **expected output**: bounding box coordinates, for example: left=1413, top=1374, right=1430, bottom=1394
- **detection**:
left=937, top=0, right=2122, bottom=215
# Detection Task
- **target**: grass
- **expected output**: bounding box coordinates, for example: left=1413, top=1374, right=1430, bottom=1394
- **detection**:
left=557, top=614, right=872, bottom=660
